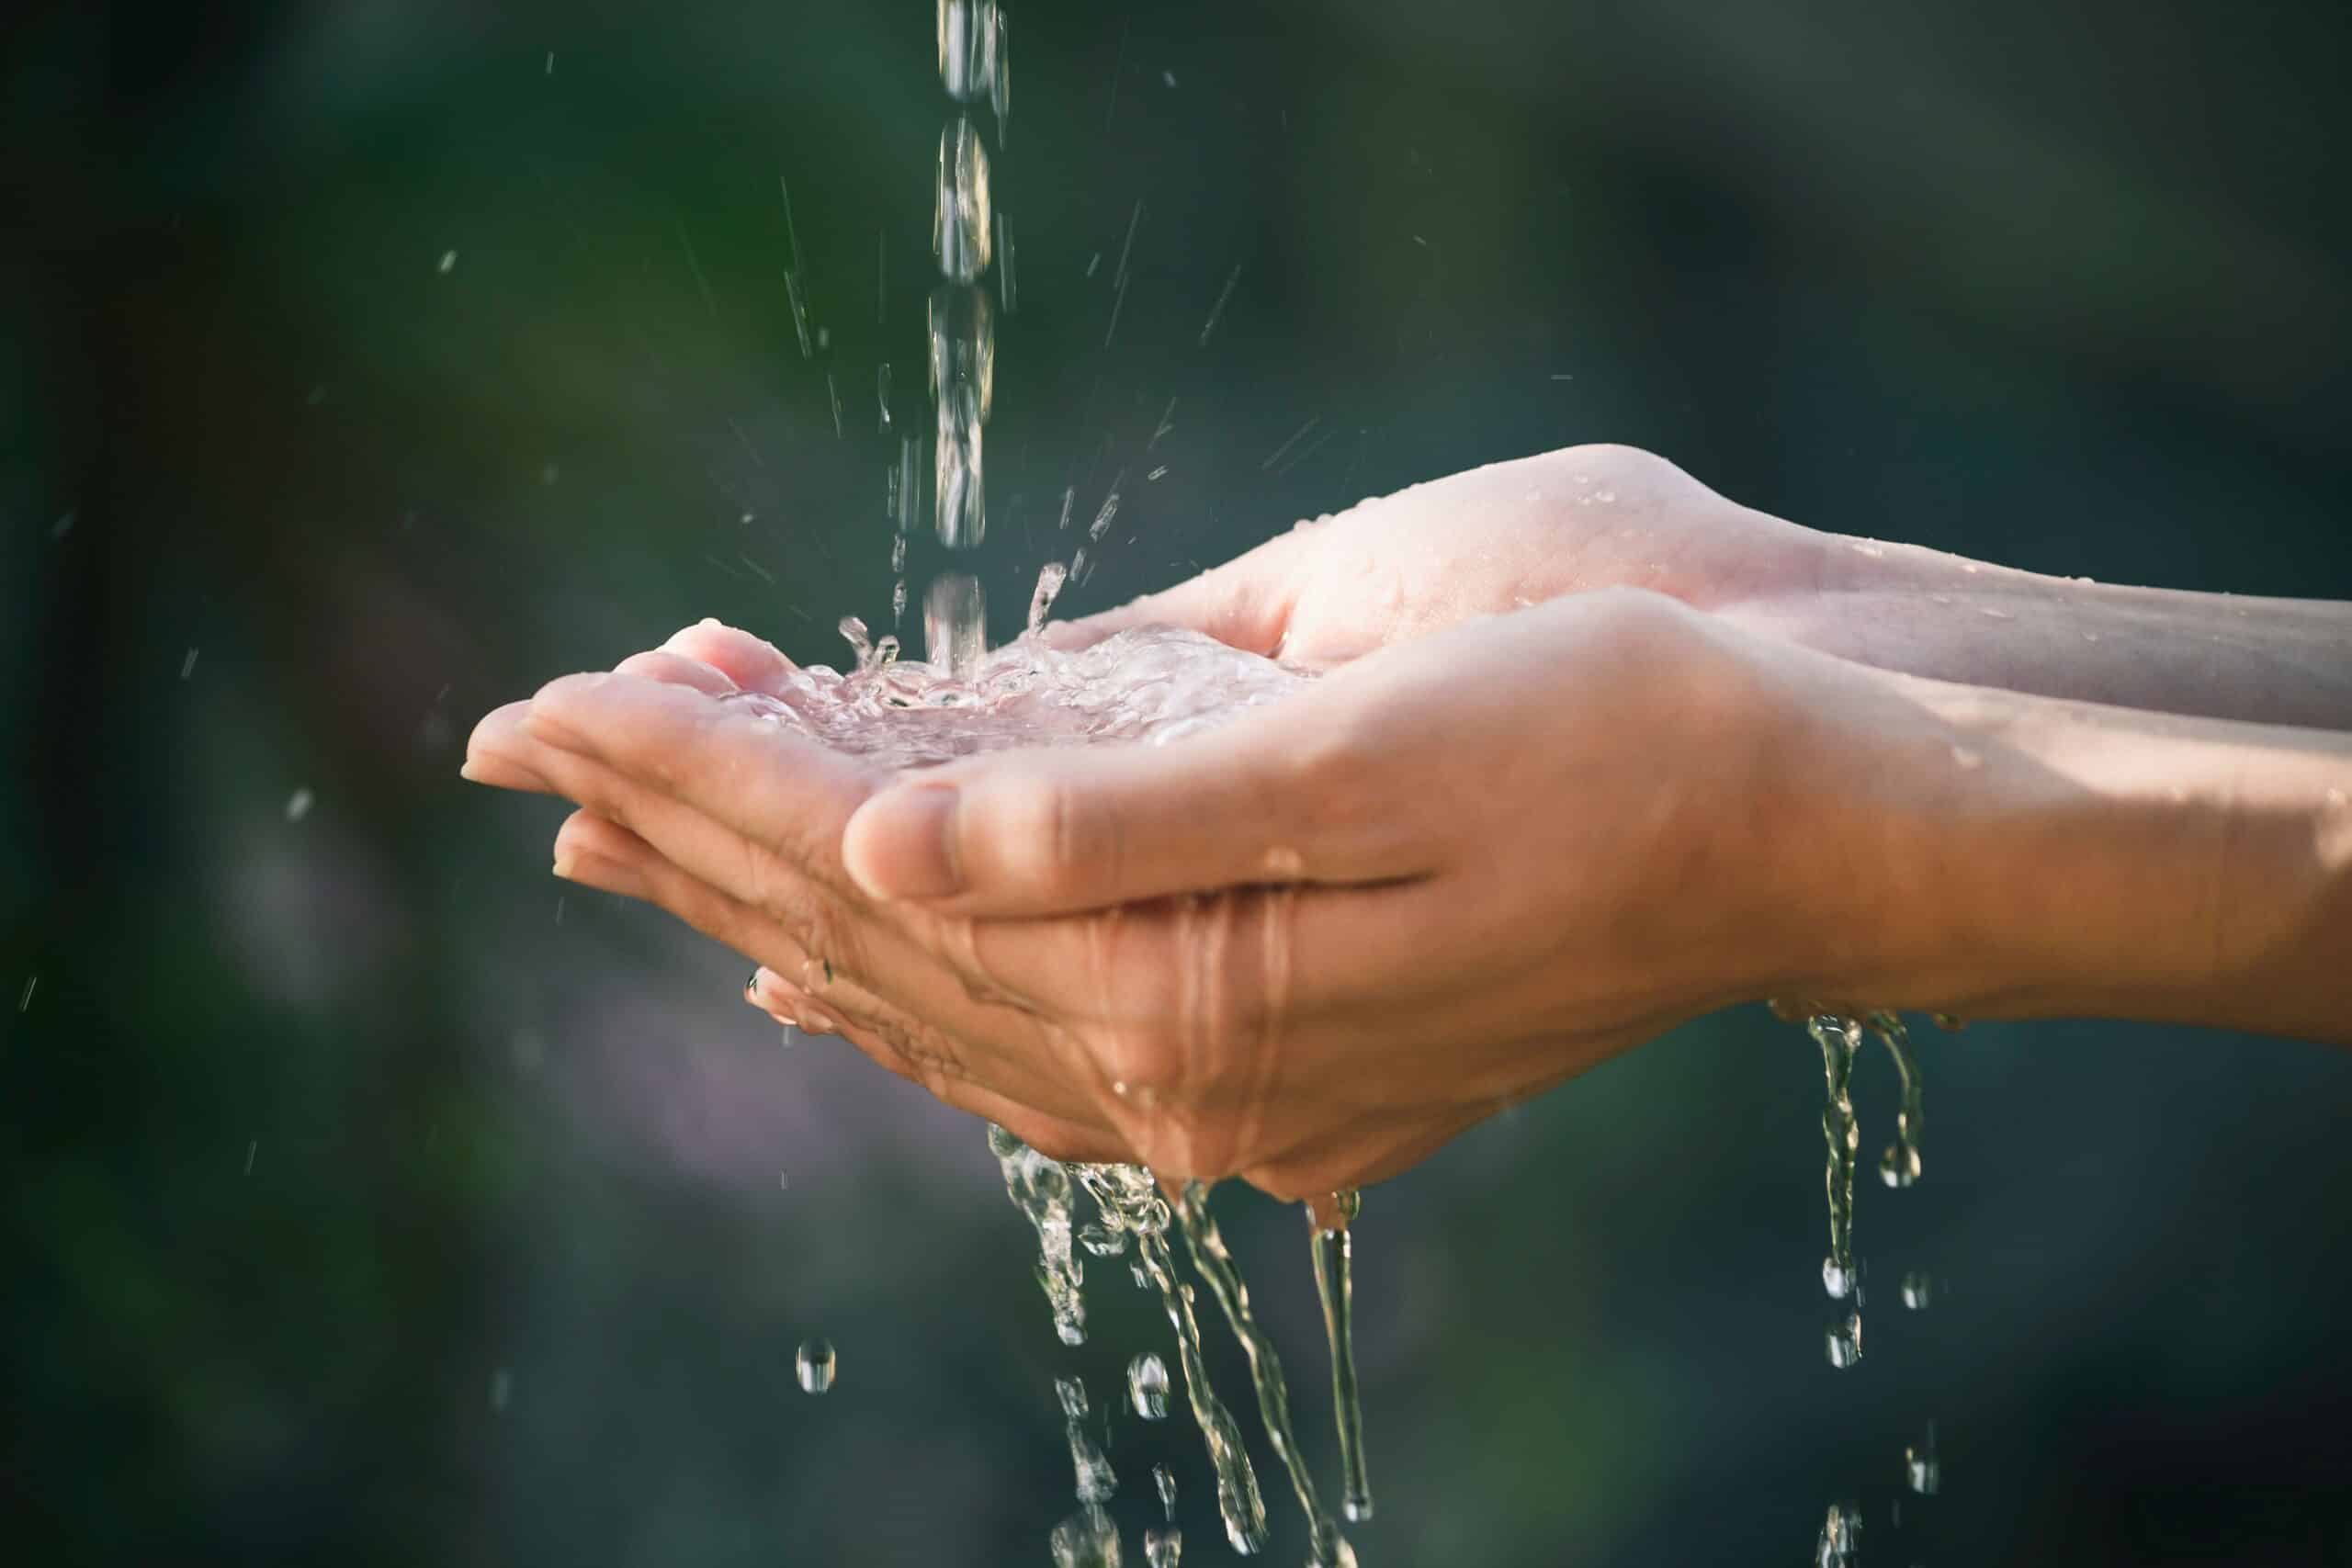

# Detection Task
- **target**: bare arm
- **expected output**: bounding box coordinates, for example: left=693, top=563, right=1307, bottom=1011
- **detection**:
left=1728, top=530, right=2352, bottom=732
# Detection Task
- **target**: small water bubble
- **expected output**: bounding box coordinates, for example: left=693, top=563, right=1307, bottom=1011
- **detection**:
left=437, top=250, right=458, bottom=274
left=180, top=648, right=198, bottom=680
left=285, top=788, right=314, bottom=823
left=1880, top=1141, right=1922, bottom=1187
left=490, top=1367, right=513, bottom=1412
left=1900, top=1271, right=1934, bottom=1310
left=243, top=1138, right=256, bottom=1175
left=796, top=1337, right=837, bottom=1393
left=1826, top=1314, right=1862, bottom=1369
left=544, top=51, right=554, bottom=75
left=817, top=326, right=831, bottom=351
left=1147, top=465, right=1169, bottom=481
left=1162, top=70, right=1177, bottom=87
left=1129, top=1353, right=1170, bottom=1419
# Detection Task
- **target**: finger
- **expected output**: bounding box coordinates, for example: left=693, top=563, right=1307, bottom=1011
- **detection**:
left=662, top=619, right=798, bottom=695
left=549, top=805, right=1116, bottom=1130
left=463, top=701, right=559, bottom=793
left=524, top=671, right=876, bottom=894
left=1053, top=525, right=1318, bottom=656
left=614, top=649, right=739, bottom=695
left=839, top=694, right=1433, bottom=914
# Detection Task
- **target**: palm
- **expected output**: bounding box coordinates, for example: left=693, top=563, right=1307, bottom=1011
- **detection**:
left=1077, top=445, right=1814, bottom=669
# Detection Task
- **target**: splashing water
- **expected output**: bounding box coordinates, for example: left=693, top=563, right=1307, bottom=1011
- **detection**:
left=1177, top=1182, right=1356, bottom=1568
left=1310, top=1190, right=1374, bottom=1524
left=796, top=1337, right=836, bottom=1393
left=1144, top=1528, right=1182, bottom=1568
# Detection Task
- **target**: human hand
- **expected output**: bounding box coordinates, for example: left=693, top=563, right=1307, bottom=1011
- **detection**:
left=464, top=592, right=1915, bottom=1195
left=1054, top=443, right=1819, bottom=668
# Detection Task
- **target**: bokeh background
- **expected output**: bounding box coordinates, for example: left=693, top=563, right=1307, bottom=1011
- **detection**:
left=8, top=1, right=2351, bottom=1563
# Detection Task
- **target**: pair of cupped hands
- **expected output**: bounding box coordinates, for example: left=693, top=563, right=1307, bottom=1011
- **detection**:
left=466, top=445, right=1947, bottom=1199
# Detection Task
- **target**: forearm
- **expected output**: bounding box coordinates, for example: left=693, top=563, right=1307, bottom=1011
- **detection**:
left=1814, top=671, right=2352, bottom=1043
left=1728, top=528, right=2352, bottom=732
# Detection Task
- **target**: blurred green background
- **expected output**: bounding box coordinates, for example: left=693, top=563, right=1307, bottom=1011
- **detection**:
left=7, top=1, right=2351, bottom=1563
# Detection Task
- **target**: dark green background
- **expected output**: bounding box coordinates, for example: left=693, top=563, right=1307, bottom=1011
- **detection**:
left=7, top=2, right=2350, bottom=1563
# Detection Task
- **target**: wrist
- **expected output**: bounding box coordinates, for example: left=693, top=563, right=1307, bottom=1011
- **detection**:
left=1805, top=671, right=2352, bottom=1040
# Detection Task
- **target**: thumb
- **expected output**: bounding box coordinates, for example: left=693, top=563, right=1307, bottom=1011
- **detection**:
left=839, top=700, right=1427, bottom=915
left=1043, top=526, right=1317, bottom=656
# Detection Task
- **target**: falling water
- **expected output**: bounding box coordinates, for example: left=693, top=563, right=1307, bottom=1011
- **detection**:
left=1871, top=1010, right=1925, bottom=1189
left=1068, top=1163, right=1272, bottom=1556
left=1176, top=1183, right=1356, bottom=1568
left=1905, top=1421, right=1941, bottom=1495
left=1810, top=1014, right=1864, bottom=1367
left=1815, top=1500, right=1860, bottom=1566
left=1128, top=1352, right=1170, bottom=1419
left=1309, top=1190, right=1374, bottom=1524
left=987, top=1123, right=1086, bottom=1346
left=1057, top=1374, right=1118, bottom=1503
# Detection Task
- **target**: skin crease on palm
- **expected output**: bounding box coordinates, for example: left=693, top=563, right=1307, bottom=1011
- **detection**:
left=463, top=444, right=2352, bottom=1201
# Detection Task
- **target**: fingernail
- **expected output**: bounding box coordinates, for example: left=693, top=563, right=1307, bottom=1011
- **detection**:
left=552, top=852, right=578, bottom=879
left=845, top=785, right=963, bottom=901
left=459, top=759, right=486, bottom=784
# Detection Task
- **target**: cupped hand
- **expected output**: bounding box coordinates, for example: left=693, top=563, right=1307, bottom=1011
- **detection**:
left=1053, top=443, right=1820, bottom=669
left=465, top=591, right=1928, bottom=1198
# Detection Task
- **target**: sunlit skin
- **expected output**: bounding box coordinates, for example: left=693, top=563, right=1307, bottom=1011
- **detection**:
left=465, top=446, right=2352, bottom=1199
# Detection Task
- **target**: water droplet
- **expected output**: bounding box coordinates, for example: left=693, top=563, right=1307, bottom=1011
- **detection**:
left=796, top=1337, right=836, bottom=1393
left=1080, top=1221, right=1127, bottom=1258
left=1880, top=1142, right=1922, bottom=1188
left=1049, top=1505, right=1121, bottom=1568
left=1057, top=1374, right=1117, bottom=1502
left=285, top=788, right=314, bottom=823
left=1900, top=1271, right=1933, bottom=1310
left=1822, top=1256, right=1855, bottom=1299
left=1815, top=1500, right=1860, bottom=1565
left=1826, top=1314, right=1862, bottom=1369
left=489, top=1367, right=513, bottom=1411
left=437, top=250, right=458, bottom=274
left=1144, top=1527, right=1182, bottom=1567
left=179, top=648, right=198, bottom=680
left=1129, top=1353, right=1170, bottom=1419
left=1154, top=1462, right=1177, bottom=1520
left=1905, top=1424, right=1940, bottom=1495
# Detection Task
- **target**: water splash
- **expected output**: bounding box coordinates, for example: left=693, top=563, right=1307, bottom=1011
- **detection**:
left=1143, top=1528, right=1182, bottom=1568
left=796, top=1337, right=836, bottom=1393
left=1310, top=1190, right=1374, bottom=1523
left=1029, top=561, right=1069, bottom=635
left=722, top=622, right=1306, bottom=773
left=1176, top=1182, right=1355, bottom=1568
